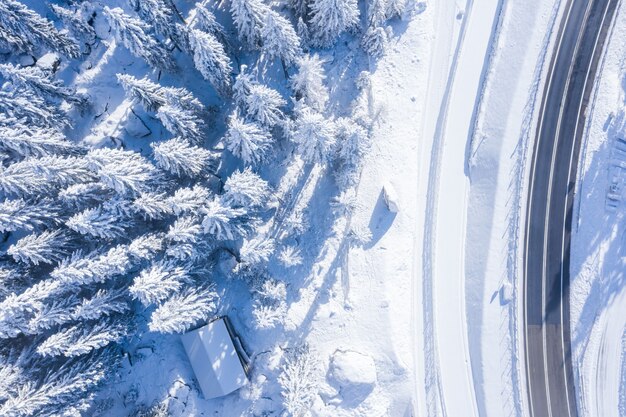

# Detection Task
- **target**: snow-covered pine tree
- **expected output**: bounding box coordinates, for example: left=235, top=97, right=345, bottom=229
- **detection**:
left=130, top=259, right=193, bottom=306
left=278, top=345, right=319, bottom=416
left=366, top=0, right=388, bottom=27
left=386, top=0, right=407, bottom=19
left=0, top=63, right=85, bottom=105
left=103, top=6, right=175, bottom=70
left=50, top=3, right=96, bottom=44
left=201, top=198, right=255, bottom=240
left=151, top=137, right=215, bottom=177
left=128, top=233, right=165, bottom=260
left=261, top=10, right=301, bottom=65
left=309, top=0, right=360, bottom=47
left=223, top=167, right=271, bottom=208
left=72, top=288, right=130, bottom=321
left=245, top=83, right=286, bottom=127
left=278, top=245, right=303, bottom=267
left=128, top=0, right=182, bottom=43
left=117, top=74, right=205, bottom=113
left=291, top=54, right=328, bottom=111
left=37, top=318, right=128, bottom=357
left=59, top=182, right=114, bottom=209
left=290, top=106, right=336, bottom=164
left=239, top=236, right=274, bottom=265
left=66, top=204, right=132, bottom=239
left=0, top=0, right=80, bottom=57
left=166, top=215, right=203, bottom=244
left=86, top=147, right=158, bottom=195
left=230, top=0, right=268, bottom=48
left=132, top=192, right=173, bottom=220
left=252, top=300, right=286, bottom=329
left=188, top=28, right=232, bottom=95
left=148, top=286, right=217, bottom=333
left=362, top=25, right=389, bottom=58
left=0, top=350, right=112, bottom=416
left=0, top=88, right=70, bottom=127
left=0, top=120, right=76, bottom=158
left=7, top=229, right=71, bottom=266
left=195, top=3, right=225, bottom=39
left=27, top=295, right=79, bottom=335
left=289, top=0, right=310, bottom=20
left=0, top=198, right=59, bottom=233
left=166, top=185, right=211, bottom=215
left=223, top=112, right=273, bottom=165
left=156, top=103, right=205, bottom=144
left=334, top=117, right=371, bottom=188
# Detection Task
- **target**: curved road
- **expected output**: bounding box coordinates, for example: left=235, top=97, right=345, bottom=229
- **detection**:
left=523, top=0, right=618, bottom=416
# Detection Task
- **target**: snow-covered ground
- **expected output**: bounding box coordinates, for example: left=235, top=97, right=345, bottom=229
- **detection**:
left=570, top=2, right=626, bottom=416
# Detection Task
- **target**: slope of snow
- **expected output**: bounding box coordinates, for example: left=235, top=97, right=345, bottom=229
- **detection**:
left=570, top=3, right=626, bottom=417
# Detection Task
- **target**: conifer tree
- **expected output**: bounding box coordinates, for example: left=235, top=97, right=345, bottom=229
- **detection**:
left=152, top=137, right=215, bottom=177
left=27, top=295, right=79, bottom=335
left=223, top=112, right=273, bottom=165
left=0, top=198, right=59, bottom=233
left=0, top=63, right=85, bottom=105
left=166, top=216, right=203, bottom=244
left=223, top=167, right=271, bottom=208
left=66, top=205, right=132, bottom=239
left=195, top=3, right=225, bottom=39
left=362, top=26, right=389, bottom=58
left=290, top=106, right=336, bottom=164
left=86, top=147, right=158, bottom=195
left=261, top=11, right=301, bottom=65
left=37, top=318, right=128, bottom=357
left=230, top=0, right=268, bottom=48
left=103, top=6, right=175, bottom=70
left=0, top=89, right=70, bottom=127
left=129, top=0, right=181, bottom=42
left=7, top=230, right=71, bottom=266
left=201, top=198, right=254, bottom=240
left=50, top=3, right=96, bottom=44
left=291, top=54, right=328, bottom=111
left=166, top=185, right=211, bottom=215
left=130, top=259, right=192, bottom=306
left=245, top=84, right=286, bottom=127
left=148, top=286, right=217, bottom=333
left=72, top=288, right=130, bottom=321
left=132, top=192, right=173, bottom=220
left=0, top=121, right=76, bottom=158
left=188, top=29, right=232, bottom=95
left=309, top=0, right=359, bottom=46
left=0, top=0, right=80, bottom=57
left=156, top=104, right=205, bottom=144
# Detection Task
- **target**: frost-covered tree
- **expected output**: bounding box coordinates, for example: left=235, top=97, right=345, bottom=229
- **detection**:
left=52, top=247, right=129, bottom=286
left=73, top=288, right=130, bottom=321
left=0, top=0, right=80, bottom=57
left=166, top=185, right=211, bottom=215
left=86, top=147, right=158, bottom=195
left=232, top=65, right=254, bottom=108
left=27, top=295, right=79, bottom=334
left=156, top=104, right=205, bottom=144
left=387, top=0, right=407, bottom=19
left=362, top=26, right=389, bottom=57
left=66, top=205, right=132, bottom=239
left=118, top=74, right=204, bottom=113
left=0, top=88, right=70, bottom=127
left=148, top=286, right=217, bottom=333
left=261, top=11, right=301, bottom=65
left=0, top=198, right=59, bottom=233
left=245, top=84, right=286, bottom=127
left=201, top=198, right=255, bottom=240
left=289, top=0, right=310, bottom=19
left=166, top=216, right=203, bottom=244
left=223, top=168, right=271, bottom=208
left=7, top=230, right=71, bottom=266
left=291, top=54, right=328, bottom=111
left=37, top=318, right=128, bottom=357
left=132, top=192, right=173, bottom=220
left=50, top=3, right=96, bottom=44
left=0, top=63, right=85, bottom=105
left=334, top=117, right=371, bottom=188
left=252, top=301, right=286, bottom=329
left=129, top=0, right=181, bottom=42
left=130, top=259, right=192, bottom=306
left=223, top=113, right=273, bottom=165
left=309, top=0, right=359, bottom=46
left=239, top=236, right=274, bottom=265
left=290, top=107, right=336, bottom=164
left=366, top=0, right=388, bottom=27
left=195, top=3, right=225, bottom=39
left=0, top=121, right=76, bottom=158
left=230, top=0, right=268, bottom=48
left=59, top=182, right=114, bottom=209
left=151, top=137, right=215, bottom=177
left=128, top=233, right=164, bottom=260
left=278, top=245, right=303, bottom=267
left=188, top=29, right=232, bottom=95
left=103, top=6, right=175, bottom=70
left=278, top=345, right=319, bottom=417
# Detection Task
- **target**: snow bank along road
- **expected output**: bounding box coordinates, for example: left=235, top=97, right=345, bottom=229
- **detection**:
left=523, top=0, right=618, bottom=416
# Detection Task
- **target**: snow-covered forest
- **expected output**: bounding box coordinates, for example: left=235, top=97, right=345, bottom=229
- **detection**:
left=0, top=0, right=413, bottom=415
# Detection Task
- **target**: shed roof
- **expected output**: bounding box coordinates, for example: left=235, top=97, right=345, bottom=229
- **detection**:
left=180, top=318, right=248, bottom=399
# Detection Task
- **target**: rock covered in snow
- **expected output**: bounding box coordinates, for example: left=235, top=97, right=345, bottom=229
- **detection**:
left=36, top=52, right=61, bottom=72
left=18, top=54, right=35, bottom=67
left=328, top=349, right=377, bottom=404
left=382, top=182, right=400, bottom=212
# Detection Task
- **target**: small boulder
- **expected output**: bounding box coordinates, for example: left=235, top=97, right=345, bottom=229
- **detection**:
left=328, top=349, right=377, bottom=405
left=382, top=182, right=399, bottom=213
left=36, top=52, right=61, bottom=73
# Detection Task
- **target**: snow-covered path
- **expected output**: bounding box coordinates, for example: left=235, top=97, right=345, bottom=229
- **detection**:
left=424, top=0, right=501, bottom=415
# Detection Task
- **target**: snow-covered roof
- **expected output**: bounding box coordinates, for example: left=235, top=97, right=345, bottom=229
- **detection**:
left=180, top=317, right=248, bottom=399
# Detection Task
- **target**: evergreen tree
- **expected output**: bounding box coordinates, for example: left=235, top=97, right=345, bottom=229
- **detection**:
left=128, top=0, right=181, bottom=42
left=223, top=112, right=273, bottom=165
left=387, top=0, right=407, bottom=19
left=188, top=28, right=232, bottom=95
left=58, top=183, right=114, bottom=209
left=366, top=0, right=388, bottom=27
left=232, top=65, right=254, bottom=108
left=201, top=198, right=254, bottom=240
left=166, top=216, right=203, bottom=244
left=290, top=106, right=336, bottom=164
left=0, top=0, right=80, bottom=57
left=289, top=0, right=310, bottom=19
left=261, top=11, right=301, bottom=65
left=152, top=137, right=215, bottom=177
left=195, top=3, right=225, bottom=39
left=239, top=236, right=274, bottom=265
left=128, top=233, right=164, bottom=260
left=0, top=63, right=85, bottom=105
left=291, top=54, right=328, bottom=111
left=223, top=167, right=271, bottom=208
left=278, top=245, right=303, bottom=267
left=309, top=0, right=359, bottom=46
left=130, top=259, right=192, bottom=306
left=278, top=345, right=319, bottom=416
left=37, top=318, right=128, bottom=357
left=50, top=3, right=96, bottom=44
left=230, top=0, right=268, bottom=48
left=66, top=205, right=132, bottom=239
left=103, top=6, right=175, bottom=70
left=132, top=192, right=173, bottom=220
left=27, top=295, right=79, bottom=335
left=118, top=74, right=204, bottom=113
left=7, top=230, right=71, bottom=266
left=72, top=288, right=130, bottom=321
left=362, top=26, right=389, bottom=58
left=156, top=103, right=205, bottom=144
left=166, top=185, right=211, bottom=215
left=0, top=88, right=70, bottom=127
left=245, top=84, right=286, bottom=127
left=0, top=121, right=76, bottom=158
left=86, top=147, right=158, bottom=195
left=148, top=286, right=217, bottom=333
left=0, top=198, right=59, bottom=233
left=334, top=117, right=371, bottom=188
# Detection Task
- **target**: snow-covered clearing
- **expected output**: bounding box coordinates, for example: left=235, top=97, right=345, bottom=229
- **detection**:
left=570, top=2, right=626, bottom=416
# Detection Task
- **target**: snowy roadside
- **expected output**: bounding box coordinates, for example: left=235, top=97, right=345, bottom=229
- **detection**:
left=570, top=2, right=626, bottom=416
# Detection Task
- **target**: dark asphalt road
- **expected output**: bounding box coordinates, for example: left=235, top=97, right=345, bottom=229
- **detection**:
left=523, top=0, right=618, bottom=416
